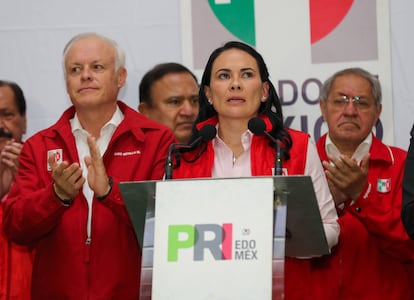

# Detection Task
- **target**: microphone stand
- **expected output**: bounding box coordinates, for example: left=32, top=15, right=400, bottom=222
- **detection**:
left=164, top=124, right=217, bottom=180
left=275, top=139, right=282, bottom=176
left=248, top=117, right=282, bottom=176
left=165, top=143, right=176, bottom=180
left=262, top=131, right=282, bottom=176
left=165, top=143, right=195, bottom=180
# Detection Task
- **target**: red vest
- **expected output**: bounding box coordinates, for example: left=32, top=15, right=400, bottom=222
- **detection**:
left=174, top=116, right=332, bottom=299
left=174, top=116, right=308, bottom=178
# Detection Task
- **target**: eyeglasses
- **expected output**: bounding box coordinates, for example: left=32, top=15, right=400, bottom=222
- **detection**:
left=329, top=95, right=373, bottom=110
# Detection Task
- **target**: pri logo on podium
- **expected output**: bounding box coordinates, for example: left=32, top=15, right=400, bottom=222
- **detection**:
left=189, top=1, right=378, bottom=66
left=167, top=223, right=259, bottom=262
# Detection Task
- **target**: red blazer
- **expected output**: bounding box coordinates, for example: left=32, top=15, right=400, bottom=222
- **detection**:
left=0, top=201, right=33, bottom=300
left=316, top=133, right=414, bottom=300
left=2, top=102, right=175, bottom=300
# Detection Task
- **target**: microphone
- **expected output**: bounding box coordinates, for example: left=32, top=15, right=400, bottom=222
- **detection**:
left=248, top=117, right=283, bottom=176
left=165, top=124, right=216, bottom=179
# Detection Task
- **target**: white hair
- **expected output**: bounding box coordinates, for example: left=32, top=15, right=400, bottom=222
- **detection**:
left=62, top=32, right=126, bottom=77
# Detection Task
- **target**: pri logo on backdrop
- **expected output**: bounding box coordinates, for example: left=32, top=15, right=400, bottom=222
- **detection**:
left=190, top=1, right=378, bottom=66
left=190, top=0, right=255, bottom=69
left=310, top=0, right=378, bottom=63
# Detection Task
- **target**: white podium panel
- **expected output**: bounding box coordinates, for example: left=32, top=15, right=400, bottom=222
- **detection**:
left=152, top=178, right=274, bottom=299
left=119, top=176, right=327, bottom=300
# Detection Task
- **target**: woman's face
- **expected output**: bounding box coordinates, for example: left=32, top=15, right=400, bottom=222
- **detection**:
left=204, top=48, right=269, bottom=122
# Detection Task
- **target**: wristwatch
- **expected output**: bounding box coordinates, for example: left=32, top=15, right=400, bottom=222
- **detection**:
left=96, top=176, right=114, bottom=201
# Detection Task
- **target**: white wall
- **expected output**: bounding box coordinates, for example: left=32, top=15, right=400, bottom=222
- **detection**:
left=0, top=0, right=413, bottom=149
left=0, top=0, right=183, bottom=138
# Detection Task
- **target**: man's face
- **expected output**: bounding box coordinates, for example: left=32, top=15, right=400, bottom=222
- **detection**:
left=139, top=72, right=199, bottom=143
left=320, top=74, right=382, bottom=152
left=0, top=86, right=27, bottom=149
left=64, top=36, right=126, bottom=111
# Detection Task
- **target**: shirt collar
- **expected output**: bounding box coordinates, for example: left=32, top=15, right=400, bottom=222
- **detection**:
left=70, top=104, right=124, bottom=134
left=213, top=127, right=253, bottom=151
left=325, top=133, right=372, bottom=164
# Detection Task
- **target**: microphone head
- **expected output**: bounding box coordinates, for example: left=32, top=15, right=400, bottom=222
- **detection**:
left=198, top=124, right=217, bottom=141
left=248, top=117, right=266, bottom=135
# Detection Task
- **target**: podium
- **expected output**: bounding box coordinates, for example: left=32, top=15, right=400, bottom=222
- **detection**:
left=119, top=176, right=329, bottom=300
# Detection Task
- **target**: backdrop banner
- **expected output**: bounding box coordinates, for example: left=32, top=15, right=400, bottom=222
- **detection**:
left=181, top=0, right=393, bottom=144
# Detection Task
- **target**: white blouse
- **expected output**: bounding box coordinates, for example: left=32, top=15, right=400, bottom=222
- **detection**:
left=212, top=129, right=339, bottom=253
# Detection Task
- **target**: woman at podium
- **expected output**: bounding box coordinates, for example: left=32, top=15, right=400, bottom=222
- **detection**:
left=172, top=41, right=339, bottom=299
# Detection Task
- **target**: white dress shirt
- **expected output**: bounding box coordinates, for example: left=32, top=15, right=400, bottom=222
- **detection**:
left=70, top=105, right=124, bottom=239
left=325, top=133, right=372, bottom=164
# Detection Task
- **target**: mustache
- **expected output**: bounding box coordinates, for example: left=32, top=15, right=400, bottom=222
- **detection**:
left=0, top=128, right=13, bottom=139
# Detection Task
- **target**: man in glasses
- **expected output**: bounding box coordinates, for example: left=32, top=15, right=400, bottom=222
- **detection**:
left=315, top=68, right=414, bottom=299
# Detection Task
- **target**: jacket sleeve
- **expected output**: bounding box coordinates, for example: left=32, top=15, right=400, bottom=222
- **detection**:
left=2, top=140, right=68, bottom=245
left=347, top=146, right=414, bottom=261
left=402, top=123, right=414, bottom=239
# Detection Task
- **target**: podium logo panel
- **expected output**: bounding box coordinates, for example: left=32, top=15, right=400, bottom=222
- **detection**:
left=168, top=223, right=261, bottom=262
left=152, top=178, right=274, bottom=299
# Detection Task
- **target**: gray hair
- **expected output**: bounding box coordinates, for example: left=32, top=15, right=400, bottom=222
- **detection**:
left=320, top=67, right=382, bottom=107
left=62, top=32, right=126, bottom=77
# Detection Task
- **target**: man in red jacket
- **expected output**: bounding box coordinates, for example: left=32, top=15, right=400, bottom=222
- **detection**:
left=0, top=80, right=32, bottom=300
left=2, top=33, right=175, bottom=299
left=316, top=67, right=414, bottom=299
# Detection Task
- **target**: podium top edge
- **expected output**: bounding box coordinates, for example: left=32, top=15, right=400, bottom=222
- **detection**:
left=119, top=175, right=312, bottom=185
